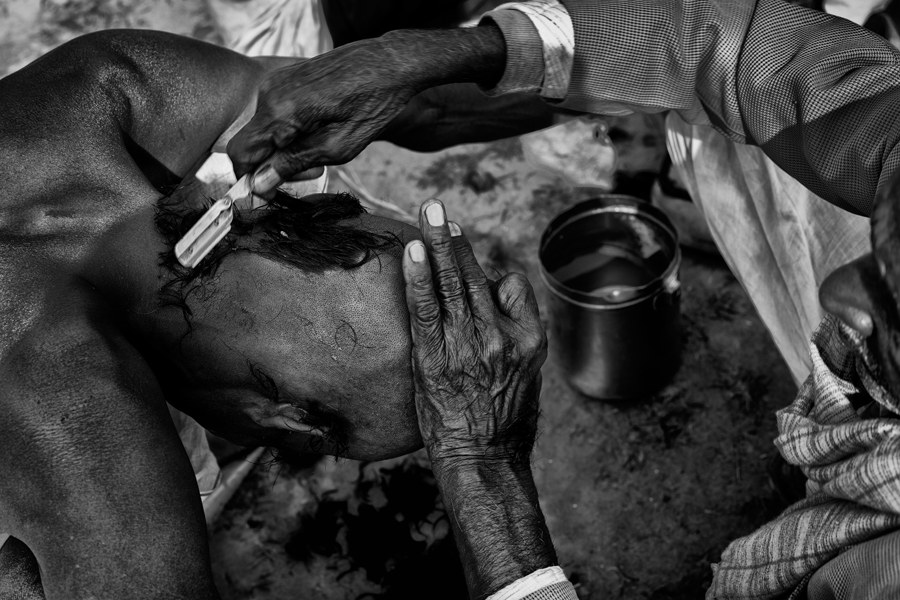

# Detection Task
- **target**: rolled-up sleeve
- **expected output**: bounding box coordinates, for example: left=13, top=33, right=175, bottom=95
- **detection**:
left=479, top=8, right=546, bottom=95
left=487, top=566, right=579, bottom=600
left=479, top=1, right=574, bottom=98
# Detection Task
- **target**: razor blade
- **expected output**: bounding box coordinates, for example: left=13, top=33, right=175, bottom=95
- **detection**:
left=175, top=175, right=253, bottom=268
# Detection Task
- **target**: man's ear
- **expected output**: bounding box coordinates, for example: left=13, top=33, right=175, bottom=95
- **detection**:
left=820, top=255, right=878, bottom=337
left=252, top=402, right=327, bottom=436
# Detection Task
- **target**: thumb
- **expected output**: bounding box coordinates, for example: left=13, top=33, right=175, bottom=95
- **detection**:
left=284, top=166, right=327, bottom=182
left=250, top=150, right=319, bottom=196
left=494, top=273, right=541, bottom=326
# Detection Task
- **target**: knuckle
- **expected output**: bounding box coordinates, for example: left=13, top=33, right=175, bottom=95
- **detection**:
left=438, top=281, right=466, bottom=305
left=411, top=299, right=441, bottom=326
left=527, top=317, right=547, bottom=345
left=482, top=327, right=508, bottom=357
left=276, top=150, right=308, bottom=173
left=272, top=124, right=299, bottom=149
left=464, top=274, right=490, bottom=294
left=524, top=329, right=548, bottom=359
left=409, top=274, right=434, bottom=295
left=506, top=272, right=529, bottom=287
left=430, top=235, right=455, bottom=256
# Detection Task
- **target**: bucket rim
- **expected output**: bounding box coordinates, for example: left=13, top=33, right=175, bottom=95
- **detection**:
left=538, top=195, right=681, bottom=308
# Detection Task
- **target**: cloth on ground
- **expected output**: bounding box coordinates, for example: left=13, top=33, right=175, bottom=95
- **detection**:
left=707, top=315, right=900, bottom=599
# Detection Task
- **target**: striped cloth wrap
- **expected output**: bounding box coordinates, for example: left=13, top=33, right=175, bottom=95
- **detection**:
left=708, top=315, right=900, bottom=599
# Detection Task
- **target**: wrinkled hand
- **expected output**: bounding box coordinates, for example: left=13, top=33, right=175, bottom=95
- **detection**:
left=402, top=200, right=548, bottom=467
left=227, top=37, right=420, bottom=194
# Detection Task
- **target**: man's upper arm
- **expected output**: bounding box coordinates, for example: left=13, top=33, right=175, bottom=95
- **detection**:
left=736, top=0, right=900, bottom=216
left=0, top=287, right=218, bottom=599
left=37, top=30, right=268, bottom=179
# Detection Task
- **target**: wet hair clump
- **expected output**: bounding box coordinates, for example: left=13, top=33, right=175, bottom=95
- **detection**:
left=154, top=188, right=401, bottom=324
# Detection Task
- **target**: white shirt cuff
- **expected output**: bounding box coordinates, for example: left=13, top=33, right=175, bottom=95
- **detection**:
left=487, top=566, right=571, bottom=600
left=493, top=0, right=574, bottom=99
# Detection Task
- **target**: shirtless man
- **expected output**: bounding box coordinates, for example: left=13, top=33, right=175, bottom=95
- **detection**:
left=0, top=30, right=566, bottom=599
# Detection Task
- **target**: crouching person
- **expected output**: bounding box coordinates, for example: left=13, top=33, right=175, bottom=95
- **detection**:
left=708, top=168, right=900, bottom=599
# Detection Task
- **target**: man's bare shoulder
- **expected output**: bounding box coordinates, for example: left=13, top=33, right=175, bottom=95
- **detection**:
left=0, top=33, right=166, bottom=352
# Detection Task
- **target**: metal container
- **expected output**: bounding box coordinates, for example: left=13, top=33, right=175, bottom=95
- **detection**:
left=539, top=195, right=681, bottom=400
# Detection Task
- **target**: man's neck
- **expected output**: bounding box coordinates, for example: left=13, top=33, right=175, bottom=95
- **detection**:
left=81, top=206, right=179, bottom=343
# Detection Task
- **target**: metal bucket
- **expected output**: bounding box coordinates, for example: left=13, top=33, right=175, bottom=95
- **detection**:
left=539, top=195, right=682, bottom=400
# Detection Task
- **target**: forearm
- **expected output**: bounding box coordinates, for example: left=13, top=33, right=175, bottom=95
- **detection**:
left=432, top=458, right=557, bottom=599
left=379, top=25, right=507, bottom=94
left=379, top=84, right=557, bottom=152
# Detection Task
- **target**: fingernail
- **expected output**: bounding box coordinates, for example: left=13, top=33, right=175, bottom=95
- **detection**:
left=409, top=242, right=426, bottom=263
left=449, top=222, right=462, bottom=237
left=425, top=202, right=445, bottom=227
left=253, top=165, right=281, bottom=192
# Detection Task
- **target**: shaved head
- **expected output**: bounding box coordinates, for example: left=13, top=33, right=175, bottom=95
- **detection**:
left=148, top=190, right=422, bottom=460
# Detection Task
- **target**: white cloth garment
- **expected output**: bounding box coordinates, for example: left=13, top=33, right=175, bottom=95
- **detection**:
left=213, top=0, right=333, bottom=58
left=487, top=566, right=573, bottom=600
left=666, top=114, right=870, bottom=384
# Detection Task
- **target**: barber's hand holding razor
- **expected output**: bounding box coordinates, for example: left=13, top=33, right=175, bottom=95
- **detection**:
left=227, top=26, right=507, bottom=195
left=402, top=199, right=558, bottom=599
left=404, top=200, right=547, bottom=464
left=228, top=38, right=421, bottom=193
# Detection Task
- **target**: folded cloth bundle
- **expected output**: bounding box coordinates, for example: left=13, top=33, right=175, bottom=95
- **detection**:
left=707, top=315, right=900, bottom=599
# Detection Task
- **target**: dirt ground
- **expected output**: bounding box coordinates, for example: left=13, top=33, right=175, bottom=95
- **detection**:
left=1, top=2, right=798, bottom=598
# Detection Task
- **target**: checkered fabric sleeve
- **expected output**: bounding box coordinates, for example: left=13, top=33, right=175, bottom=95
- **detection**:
left=520, top=582, right=579, bottom=600
left=480, top=1, right=574, bottom=98
left=560, top=0, right=900, bottom=217
left=479, top=8, right=546, bottom=95
left=487, top=566, right=578, bottom=600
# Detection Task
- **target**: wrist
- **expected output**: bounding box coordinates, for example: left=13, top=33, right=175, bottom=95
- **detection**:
left=430, top=451, right=533, bottom=484
left=430, top=451, right=558, bottom=597
left=428, top=445, right=533, bottom=475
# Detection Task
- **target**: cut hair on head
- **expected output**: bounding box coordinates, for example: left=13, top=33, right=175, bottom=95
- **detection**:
left=153, top=187, right=402, bottom=324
